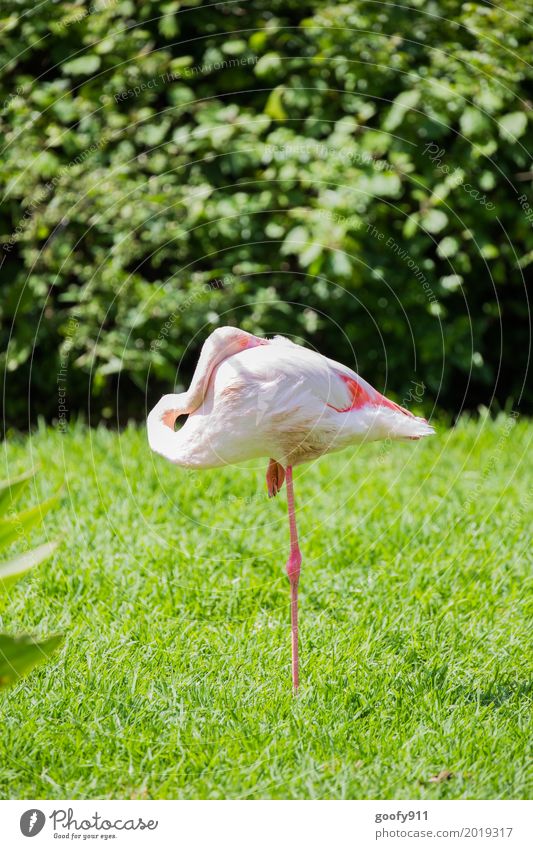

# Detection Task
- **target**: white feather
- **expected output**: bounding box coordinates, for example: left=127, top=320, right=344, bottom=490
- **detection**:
left=147, top=327, right=435, bottom=468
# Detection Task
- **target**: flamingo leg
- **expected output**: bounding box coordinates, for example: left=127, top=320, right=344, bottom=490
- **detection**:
left=285, top=465, right=302, bottom=692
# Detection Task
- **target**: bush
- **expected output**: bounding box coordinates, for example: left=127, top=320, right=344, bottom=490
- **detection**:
left=1, top=0, right=531, bottom=428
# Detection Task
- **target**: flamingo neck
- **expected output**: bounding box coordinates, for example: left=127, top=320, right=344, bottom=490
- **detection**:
left=146, top=392, right=191, bottom=464
left=147, top=327, right=266, bottom=466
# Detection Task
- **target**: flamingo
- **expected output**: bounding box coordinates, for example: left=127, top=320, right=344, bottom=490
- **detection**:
left=147, top=326, right=434, bottom=691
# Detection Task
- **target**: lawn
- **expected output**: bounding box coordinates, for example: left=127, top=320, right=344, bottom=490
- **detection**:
left=0, top=414, right=531, bottom=800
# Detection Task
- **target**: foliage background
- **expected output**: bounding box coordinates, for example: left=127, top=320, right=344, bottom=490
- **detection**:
left=0, top=3, right=531, bottom=803
left=0, top=0, right=531, bottom=428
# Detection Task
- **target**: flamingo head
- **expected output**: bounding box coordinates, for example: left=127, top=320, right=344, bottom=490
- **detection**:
left=238, top=333, right=268, bottom=350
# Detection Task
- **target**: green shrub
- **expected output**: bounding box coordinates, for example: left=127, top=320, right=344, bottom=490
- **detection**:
left=1, top=1, right=531, bottom=427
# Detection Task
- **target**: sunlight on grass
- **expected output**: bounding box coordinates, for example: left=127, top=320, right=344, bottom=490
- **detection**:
left=0, top=415, right=531, bottom=799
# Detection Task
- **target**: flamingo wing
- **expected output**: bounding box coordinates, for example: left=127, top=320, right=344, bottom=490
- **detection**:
left=224, top=337, right=433, bottom=446
left=242, top=337, right=418, bottom=420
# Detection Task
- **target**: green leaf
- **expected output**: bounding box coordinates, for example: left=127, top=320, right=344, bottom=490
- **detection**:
left=422, top=209, right=448, bottom=234
left=330, top=251, right=352, bottom=278
left=138, top=120, right=171, bottom=147
left=0, top=633, right=63, bottom=689
left=437, top=236, right=459, bottom=259
left=255, top=53, right=283, bottom=79
left=300, top=242, right=323, bottom=267
left=159, top=16, right=179, bottom=39
left=265, top=86, right=287, bottom=121
left=498, top=112, right=528, bottom=142
left=479, top=243, right=499, bottom=260
left=62, top=56, right=101, bottom=76
left=0, top=492, right=61, bottom=550
left=440, top=274, right=463, bottom=291
left=383, top=89, right=420, bottom=132
left=0, top=468, right=38, bottom=514
left=459, top=107, right=490, bottom=138
left=0, top=541, right=59, bottom=592
left=281, top=226, right=309, bottom=255
left=222, top=40, right=247, bottom=56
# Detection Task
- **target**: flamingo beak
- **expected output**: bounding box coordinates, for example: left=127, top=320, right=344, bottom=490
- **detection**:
left=162, top=409, right=178, bottom=429
left=242, top=335, right=268, bottom=349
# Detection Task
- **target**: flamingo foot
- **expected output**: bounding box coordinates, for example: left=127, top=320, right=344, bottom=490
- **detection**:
left=266, top=459, right=285, bottom=498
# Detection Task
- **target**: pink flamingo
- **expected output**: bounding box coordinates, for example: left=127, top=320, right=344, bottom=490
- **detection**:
left=147, top=327, right=434, bottom=691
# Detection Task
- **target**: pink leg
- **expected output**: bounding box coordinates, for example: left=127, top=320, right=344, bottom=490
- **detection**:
left=285, top=465, right=302, bottom=692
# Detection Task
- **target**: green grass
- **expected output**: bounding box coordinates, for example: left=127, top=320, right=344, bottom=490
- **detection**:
left=0, top=414, right=531, bottom=800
